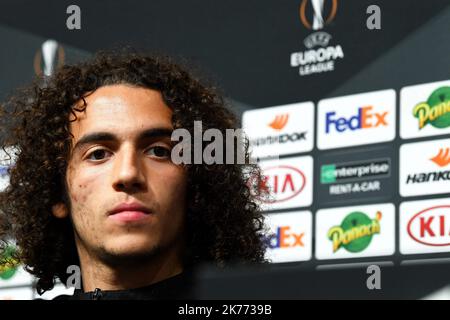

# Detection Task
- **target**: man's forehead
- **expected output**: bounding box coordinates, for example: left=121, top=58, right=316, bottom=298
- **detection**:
left=69, top=85, right=173, bottom=135
left=71, top=87, right=170, bottom=119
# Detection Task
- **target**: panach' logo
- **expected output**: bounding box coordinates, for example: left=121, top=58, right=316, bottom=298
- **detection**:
left=413, top=86, right=450, bottom=130
left=0, top=246, right=19, bottom=280
left=328, top=211, right=381, bottom=253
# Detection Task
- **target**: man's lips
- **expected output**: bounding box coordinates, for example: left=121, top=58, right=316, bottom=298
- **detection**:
left=109, top=211, right=151, bottom=222
left=108, top=203, right=152, bottom=222
left=109, top=202, right=152, bottom=215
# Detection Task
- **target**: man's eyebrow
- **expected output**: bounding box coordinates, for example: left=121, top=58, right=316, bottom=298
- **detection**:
left=72, top=127, right=173, bottom=152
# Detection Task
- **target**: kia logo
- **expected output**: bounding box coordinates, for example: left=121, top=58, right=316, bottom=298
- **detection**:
left=257, top=165, right=306, bottom=203
left=407, top=205, right=450, bottom=247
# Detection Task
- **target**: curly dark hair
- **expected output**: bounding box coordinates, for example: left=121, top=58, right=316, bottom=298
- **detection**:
left=0, top=50, right=267, bottom=293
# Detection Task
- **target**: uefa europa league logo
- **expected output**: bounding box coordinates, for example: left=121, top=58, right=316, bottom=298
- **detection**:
left=34, top=39, right=65, bottom=77
left=300, top=0, right=338, bottom=31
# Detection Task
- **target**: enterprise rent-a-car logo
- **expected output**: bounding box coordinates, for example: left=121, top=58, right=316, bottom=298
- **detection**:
left=317, top=147, right=394, bottom=206
left=321, top=158, right=390, bottom=195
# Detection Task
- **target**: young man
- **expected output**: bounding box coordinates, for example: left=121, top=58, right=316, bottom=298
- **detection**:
left=0, top=51, right=266, bottom=299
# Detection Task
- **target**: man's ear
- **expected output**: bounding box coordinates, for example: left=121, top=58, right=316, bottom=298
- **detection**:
left=52, top=202, right=69, bottom=218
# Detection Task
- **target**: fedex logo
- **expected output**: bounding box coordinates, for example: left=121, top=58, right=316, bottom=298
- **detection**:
left=317, top=90, right=396, bottom=150
left=325, top=106, right=388, bottom=134
left=264, top=211, right=312, bottom=262
left=266, top=226, right=304, bottom=249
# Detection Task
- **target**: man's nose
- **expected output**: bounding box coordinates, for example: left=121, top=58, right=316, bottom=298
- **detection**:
left=112, top=146, right=147, bottom=192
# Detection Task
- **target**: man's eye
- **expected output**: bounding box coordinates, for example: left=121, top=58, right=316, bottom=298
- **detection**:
left=147, top=146, right=171, bottom=159
left=87, top=149, right=110, bottom=161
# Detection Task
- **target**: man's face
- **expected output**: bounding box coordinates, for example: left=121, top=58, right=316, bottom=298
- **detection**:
left=61, top=84, right=187, bottom=264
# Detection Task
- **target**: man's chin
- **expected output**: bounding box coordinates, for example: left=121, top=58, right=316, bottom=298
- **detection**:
left=97, top=239, right=162, bottom=267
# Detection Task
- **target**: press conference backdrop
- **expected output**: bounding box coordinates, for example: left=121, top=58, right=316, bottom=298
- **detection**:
left=0, top=0, right=450, bottom=299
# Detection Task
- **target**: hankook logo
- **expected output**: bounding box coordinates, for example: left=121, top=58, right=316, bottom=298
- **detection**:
left=430, top=148, right=450, bottom=167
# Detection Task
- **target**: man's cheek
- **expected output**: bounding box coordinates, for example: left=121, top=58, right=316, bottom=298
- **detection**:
left=160, top=180, right=186, bottom=208
left=70, top=170, right=102, bottom=203
left=71, top=204, right=89, bottom=235
left=68, top=180, right=101, bottom=228
left=165, top=168, right=187, bottom=193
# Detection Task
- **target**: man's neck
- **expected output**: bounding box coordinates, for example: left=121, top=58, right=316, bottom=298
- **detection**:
left=77, top=247, right=184, bottom=292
